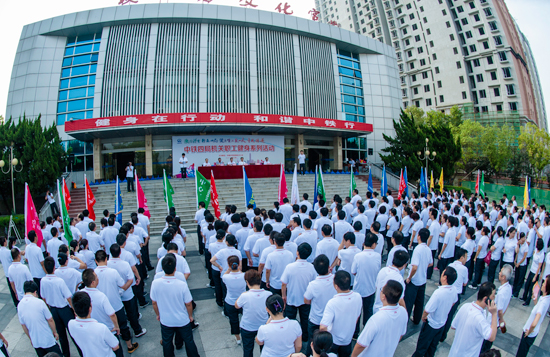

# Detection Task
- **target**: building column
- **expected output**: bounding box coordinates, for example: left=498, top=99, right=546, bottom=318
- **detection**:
left=198, top=23, right=208, bottom=112
left=145, top=134, right=153, bottom=177
left=144, top=24, right=159, bottom=114
left=333, top=136, right=343, bottom=171
left=93, top=138, right=103, bottom=181
left=296, top=134, right=304, bottom=161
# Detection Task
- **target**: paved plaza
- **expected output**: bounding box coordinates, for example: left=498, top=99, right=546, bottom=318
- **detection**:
left=1, top=233, right=549, bottom=357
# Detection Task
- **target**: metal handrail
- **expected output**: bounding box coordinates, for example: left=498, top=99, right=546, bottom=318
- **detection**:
left=371, top=163, right=418, bottom=191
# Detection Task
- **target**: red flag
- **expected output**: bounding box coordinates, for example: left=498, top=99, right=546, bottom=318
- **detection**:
left=398, top=169, right=406, bottom=199
left=25, top=183, right=44, bottom=247
left=278, top=164, right=288, bottom=204
left=475, top=170, right=480, bottom=195
left=135, top=172, right=151, bottom=218
left=63, top=178, right=71, bottom=210
left=210, top=171, right=221, bottom=219
left=85, top=176, right=96, bottom=220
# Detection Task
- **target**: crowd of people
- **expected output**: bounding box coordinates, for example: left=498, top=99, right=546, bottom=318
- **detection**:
left=1, top=187, right=550, bottom=357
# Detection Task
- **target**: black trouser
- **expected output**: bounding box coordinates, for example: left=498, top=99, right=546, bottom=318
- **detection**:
left=427, top=250, right=436, bottom=280
left=134, top=263, right=147, bottom=306
left=300, top=163, right=305, bottom=175
left=405, top=282, right=426, bottom=324
left=410, top=242, right=418, bottom=259
left=141, top=244, right=152, bottom=270
left=241, top=258, right=249, bottom=273
left=127, top=177, right=135, bottom=192
left=412, top=322, right=444, bottom=357
left=212, top=269, right=223, bottom=307
left=50, top=202, right=59, bottom=216
left=522, top=272, right=538, bottom=305
left=361, top=293, right=375, bottom=326
left=440, top=293, right=460, bottom=342
left=285, top=304, right=311, bottom=341
left=330, top=343, right=352, bottom=357
left=115, top=307, right=132, bottom=342
left=1, top=345, right=8, bottom=357
left=386, top=235, right=394, bottom=257
left=480, top=339, right=493, bottom=353
left=197, top=225, right=204, bottom=255
left=6, top=278, right=18, bottom=307
left=466, top=259, right=474, bottom=282
left=513, top=264, right=528, bottom=297
left=205, top=250, right=214, bottom=286
left=123, top=296, right=143, bottom=335
left=269, top=287, right=282, bottom=296
left=51, top=305, right=82, bottom=357
left=181, top=167, right=187, bottom=179
left=224, top=302, right=242, bottom=335
left=35, top=344, right=63, bottom=357
left=161, top=322, right=200, bottom=357
left=437, top=258, right=450, bottom=276
left=33, top=278, right=42, bottom=299
left=306, top=321, right=320, bottom=356
left=241, top=328, right=260, bottom=357
left=472, top=259, right=485, bottom=287
left=402, top=236, right=411, bottom=249
left=487, top=259, right=499, bottom=284
left=515, top=333, right=536, bottom=357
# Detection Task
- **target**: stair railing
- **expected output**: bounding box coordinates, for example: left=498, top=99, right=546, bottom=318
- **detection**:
left=370, top=163, right=418, bottom=193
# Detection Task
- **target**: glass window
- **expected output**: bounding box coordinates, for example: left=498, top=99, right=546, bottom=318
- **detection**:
left=67, top=99, right=86, bottom=112
left=57, top=102, right=67, bottom=113
left=342, top=95, right=356, bottom=104
left=70, top=76, right=88, bottom=87
left=347, top=138, right=359, bottom=149
left=71, top=65, right=90, bottom=76
left=68, top=111, right=86, bottom=120
left=74, top=44, right=93, bottom=55
left=345, top=114, right=357, bottom=122
left=343, top=104, right=358, bottom=114
left=68, top=87, right=87, bottom=99
left=61, top=68, right=71, bottom=78
left=341, top=85, right=356, bottom=95
left=62, top=58, right=72, bottom=67
left=60, top=79, right=70, bottom=89
left=59, top=91, right=68, bottom=101
left=339, top=67, right=355, bottom=76
left=86, top=110, right=94, bottom=119
left=57, top=114, right=66, bottom=125
left=86, top=98, right=94, bottom=108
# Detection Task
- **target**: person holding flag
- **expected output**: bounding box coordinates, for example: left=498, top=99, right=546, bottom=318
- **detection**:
left=195, top=170, right=211, bottom=255
left=57, top=179, right=73, bottom=245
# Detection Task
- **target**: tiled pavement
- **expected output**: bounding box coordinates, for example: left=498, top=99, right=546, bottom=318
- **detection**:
left=1, top=234, right=549, bottom=357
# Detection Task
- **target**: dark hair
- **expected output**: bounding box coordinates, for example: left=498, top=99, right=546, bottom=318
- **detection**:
left=392, top=250, right=409, bottom=268
left=477, top=282, right=496, bottom=303
left=95, top=250, right=107, bottom=263
left=337, top=210, right=345, bottom=220
left=537, top=238, right=544, bottom=251
left=264, top=224, right=273, bottom=236
left=443, top=265, right=458, bottom=285
left=479, top=349, right=502, bottom=357
left=28, top=230, right=37, bottom=243
left=392, top=231, right=404, bottom=245
left=266, top=294, right=285, bottom=315
left=353, top=221, right=362, bottom=232
left=227, top=255, right=240, bottom=271
left=24, top=280, right=39, bottom=294
left=343, top=232, right=355, bottom=244
left=88, top=222, right=96, bottom=231
left=79, top=238, right=89, bottom=251
left=244, top=269, right=261, bottom=286
left=418, top=228, right=429, bottom=243
left=226, top=234, right=237, bottom=247
left=334, top=270, right=351, bottom=291
left=58, top=253, right=68, bottom=266
left=303, top=218, right=312, bottom=229
left=455, top=247, right=468, bottom=261
left=162, top=253, right=177, bottom=275
left=314, top=254, right=330, bottom=275
left=82, top=269, right=96, bottom=287
left=274, top=212, right=283, bottom=223
left=241, top=217, right=249, bottom=228
left=44, top=256, right=55, bottom=274
left=216, top=229, right=226, bottom=241
left=364, top=232, right=378, bottom=248
left=10, top=247, right=20, bottom=260
left=72, top=291, right=91, bottom=318
left=297, top=242, right=312, bottom=259
left=371, top=221, right=381, bottom=233
left=281, top=228, right=291, bottom=242
left=381, top=280, right=403, bottom=305
left=274, top=233, right=286, bottom=247
left=321, top=224, right=332, bottom=237
left=312, top=330, right=333, bottom=357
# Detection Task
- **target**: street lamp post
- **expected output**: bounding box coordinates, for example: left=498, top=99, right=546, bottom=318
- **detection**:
left=417, top=138, right=436, bottom=180
left=0, top=142, right=24, bottom=214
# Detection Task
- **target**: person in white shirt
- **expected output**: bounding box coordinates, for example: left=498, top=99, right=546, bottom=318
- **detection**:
left=298, top=150, right=306, bottom=175
left=263, top=157, right=271, bottom=164
left=352, top=280, right=408, bottom=357
left=151, top=254, right=200, bottom=357
left=516, top=278, right=550, bottom=357
left=236, top=270, right=272, bottom=357
left=295, top=219, right=318, bottom=263
left=373, top=250, right=409, bottom=313
left=55, top=253, right=82, bottom=295
left=281, top=243, right=316, bottom=341
left=222, top=256, right=246, bottom=344
left=350, top=233, right=380, bottom=326
left=279, top=198, right=293, bottom=226
left=437, top=216, right=458, bottom=274
left=265, top=234, right=295, bottom=295
left=303, top=255, right=337, bottom=356
left=375, top=206, right=389, bottom=238
left=411, top=266, right=458, bottom=357
left=320, top=270, right=362, bottom=356
left=334, top=211, right=354, bottom=244
left=314, top=208, right=333, bottom=241
left=256, top=294, right=302, bottom=356
left=271, top=213, right=287, bottom=233
left=195, top=202, right=207, bottom=255
left=512, top=233, right=529, bottom=297
left=8, top=248, right=33, bottom=303
left=316, top=225, right=340, bottom=266
left=75, top=214, right=89, bottom=237
left=25, top=230, right=46, bottom=298
left=448, top=282, right=498, bottom=357
left=210, top=230, right=233, bottom=307
left=244, top=221, right=265, bottom=270
left=521, top=238, right=544, bottom=306
left=238, top=157, right=247, bottom=165
left=86, top=222, right=105, bottom=253
left=0, top=237, right=18, bottom=306
left=405, top=228, right=434, bottom=325
left=47, top=227, right=64, bottom=268
left=202, top=158, right=212, bottom=167
left=353, top=205, right=369, bottom=235
left=426, top=209, right=440, bottom=280
left=300, top=194, right=313, bottom=215
left=335, top=232, right=361, bottom=287
left=18, top=280, right=63, bottom=356
left=178, top=152, right=189, bottom=179
left=400, top=207, right=414, bottom=248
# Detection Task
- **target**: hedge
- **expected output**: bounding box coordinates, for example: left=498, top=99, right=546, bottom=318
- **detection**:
left=0, top=215, right=25, bottom=237
left=445, top=186, right=472, bottom=196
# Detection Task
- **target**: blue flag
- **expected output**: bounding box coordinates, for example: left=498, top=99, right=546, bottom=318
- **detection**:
left=381, top=165, right=388, bottom=196
left=313, top=165, right=318, bottom=206
left=115, top=176, right=123, bottom=225
left=403, top=167, right=409, bottom=198
left=243, top=167, right=256, bottom=209
left=368, top=169, right=373, bottom=193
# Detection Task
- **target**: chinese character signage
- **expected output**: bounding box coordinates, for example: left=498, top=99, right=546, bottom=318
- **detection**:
left=171, top=135, right=285, bottom=176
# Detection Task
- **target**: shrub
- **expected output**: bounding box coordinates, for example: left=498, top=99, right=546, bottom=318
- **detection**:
left=0, top=215, right=25, bottom=237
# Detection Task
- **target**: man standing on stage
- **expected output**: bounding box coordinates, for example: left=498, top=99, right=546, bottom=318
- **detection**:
left=179, top=153, right=188, bottom=179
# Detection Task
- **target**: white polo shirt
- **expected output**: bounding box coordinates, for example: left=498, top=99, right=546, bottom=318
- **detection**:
left=156, top=254, right=191, bottom=276
left=251, top=237, right=271, bottom=260
left=449, top=302, right=493, bottom=357
left=442, top=227, right=457, bottom=259
left=295, top=230, right=318, bottom=263
left=424, top=285, right=458, bottom=329
left=428, top=221, right=441, bottom=250
left=373, top=266, right=405, bottom=313
left=150, top=276, right=193, bottom=327
left=353, top=214, right=369, bottom=234
left=25, top=243, right=45, bottom=279
left=82, top=287, right=116, bottom=330
left=243, top=232, right=264, bottom=267
left=334, top=220, right=354, bottom=244
left=75, top=221, right=89, bottom=236
left=259, top=245, right=277, bottom=282
left=304, top=274, right=337, bottom=325
left=236, top=289, right=272, bottom=331
left=411, top=221, right=424, bottom=243
left=222, top=272, right=246, bottom=305
left=68, top=318, right=119, bottom=357
left=7, top=262, right=32, bottom=300
left=320, top=291, right=362, bottom=346
left=410, top=243, right=433, bottom=286
left=265, top=248, right=295, bottom=289
left=94, top=266, right=125, bottom=312
left=351, top=249, right=381, bottom=297
left=338, top=246, right=361, bottom=286
left=503, top=237, right=518, bottom=263
left=0, top=247, right=13, bottom=277
left=55, top=266, right=82, bottom=294
left=46, top=238, right=63, bottom=268
left=314, top=217, right=333, bottom=240
left=354, top=232, right=366, bottom=250
left=523, top=295, right=550, bottom=338
left=102, top=227, right=119, bottom=255
left=447, top=261, right=468, bottom=294
left=256, top=318, right=302, bottom=357
left=40, top=274, right=72, bottom=308
left=355, top=305, right=408, bottom=357
left=236, top=227, right=251, bottom=257
left=215, top=247, right=242, bottom=273
left=107, top=258, right=135, bottom=301
left=491, top=282, right=512, bottom=325
left=79, top=249, right=97, bottom=270
left=17, top=294, right=57, bottom=349
left=280, top=260, right=317, bottom=307
left=316, top=238, right=340, bottom=266
left=517, top=242, right=529, bottom=266
left=86, top=232, right=104, bottom=253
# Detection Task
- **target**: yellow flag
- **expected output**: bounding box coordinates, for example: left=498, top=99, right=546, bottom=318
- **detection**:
left=439, top=168, right=444, bottom=192
left=523, top=176, right=529, bottom=209
left=430, top=170, right=434, bottom=191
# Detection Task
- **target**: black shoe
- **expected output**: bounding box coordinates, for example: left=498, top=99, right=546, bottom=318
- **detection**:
left=176, top=345, right=183, bottom=350
left=522, top=301, right=530, bottom=306
left=143, top=291, right=148, bottom=297
left=147, top=266, right=155, bottom=271
left=140, top=301, right=151, bottom=308
left=191, top=321, right=200, bottom=330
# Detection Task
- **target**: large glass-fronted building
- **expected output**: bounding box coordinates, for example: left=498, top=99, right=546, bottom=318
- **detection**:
left=6, top=3, right=401, bottom=182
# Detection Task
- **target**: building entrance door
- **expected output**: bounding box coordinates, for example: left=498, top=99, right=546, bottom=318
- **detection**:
left=308, top=149, right=331, bottom=172
left=114, top=152, right=135, bottom=180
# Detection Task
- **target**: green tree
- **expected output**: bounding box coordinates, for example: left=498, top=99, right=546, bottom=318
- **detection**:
left=455, top=120, right=487, bottom=174
left=518, top=123, right=550, bottom=187
left=404, top=106, right=425, bottom=126
left=0, top=115, right=67, bottom=213
left=481, top=125, right=515, bottom=183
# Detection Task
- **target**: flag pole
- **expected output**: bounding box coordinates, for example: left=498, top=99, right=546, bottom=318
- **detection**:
left=243, top=166, right=246, bottom=208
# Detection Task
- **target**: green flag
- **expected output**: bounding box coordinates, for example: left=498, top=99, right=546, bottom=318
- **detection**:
left=57, top=179, right=73, bottom=243
left=349, top=168, right=357, bottom=198
left=163, top=169, right=174, bottom=214
left=479, top=171, right=485, bottom=198
left=195, top=170, right=211, bottom=209
left=316, top=166, right=326, bottom=202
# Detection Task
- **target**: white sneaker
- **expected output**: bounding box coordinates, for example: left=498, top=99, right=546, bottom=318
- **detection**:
left=139, top=313, right=142, bottom=320
left=221, top=311, right=226, bottom=317
left=235, top=336, right=241, bottom=345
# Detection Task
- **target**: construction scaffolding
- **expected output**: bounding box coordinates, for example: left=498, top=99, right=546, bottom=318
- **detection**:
left=460, top=103, right=527, bottom=134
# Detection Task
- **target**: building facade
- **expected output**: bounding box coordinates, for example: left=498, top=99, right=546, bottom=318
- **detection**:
left=6, top=3, right=401, bottom=182
left=315, top=0, right=546, bottom=129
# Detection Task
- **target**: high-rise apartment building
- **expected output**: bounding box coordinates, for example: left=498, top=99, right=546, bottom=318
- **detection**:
left=315, top=0, right=547, bottom=130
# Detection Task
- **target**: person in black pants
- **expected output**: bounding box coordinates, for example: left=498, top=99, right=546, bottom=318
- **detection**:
left=126, top=163, right=135, bottom=192
left=516, top=278, right=550, bottom=357
left=521, top=238, right=544, bottom=306
left=469, top=226, right=491, bottom=289
left=405, top=229, right=432, bottom=325
left=221, top=256, right=245, bottom=344
left=512, top=234, right=528, bottom=297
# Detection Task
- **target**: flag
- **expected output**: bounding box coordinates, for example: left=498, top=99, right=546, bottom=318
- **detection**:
left=85, top=175, right=96, bottom=221
left=25, top=183, right=43, bottom=247
left=528, top=177, right=531, bottom=204
left=430, top=170, right=434, bottom=191
left=291, top=164, right=300, bottom=205
left=349, top=167, right=357, bottom=198
left=316, top=165, right=326, bottom=201
left=398, top=169, right=406, bottom=199
left=63, top=178, right=71, bottom=210
left=419, top=167, right=424, bottom=195
left=195, top=170, right=211, bottom=209
left=135, top=172, right=151, bottom=218
left=439, top=168, right=444, bottom=193
left=475, top=170, right=480, bottom=195
left=278, top=164, right=288, bottom=204
left=243, top=166, right=256, bottom=209
left=115, top=176, right=123, bottom=225
left=479, top=171, right=485, bottom=198
left=403, top=166, right=409, bottom=198
left=368, top=168, right=373, bottom=193
left=210, top=171, right=221, bottom=219
left=313, top=165, right=318, bottom=206
left=381, top=165, right=388, bottom=196
left=524, top=176, right=530, bottom=209
left=57, top=179, right=73, bottom=243
left=163, top=169, right=174, bottom=214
